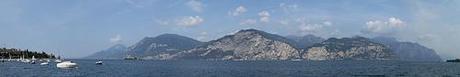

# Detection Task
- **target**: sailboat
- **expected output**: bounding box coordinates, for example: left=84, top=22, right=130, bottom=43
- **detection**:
left=20, top=55, right=31, bottom=63
left=8, top=55, right=12, bottom=61
left=7, top=55, right=11, bottom=61
left=31, top=56, right=36, bottom=61
left=30, top=56, right=36, bottom=64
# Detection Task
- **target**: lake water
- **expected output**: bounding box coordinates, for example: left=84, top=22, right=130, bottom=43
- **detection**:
left=1, top=60, right=460, bottom=77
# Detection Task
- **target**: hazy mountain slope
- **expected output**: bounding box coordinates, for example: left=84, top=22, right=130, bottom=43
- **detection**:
left=126, top=34, right=203, bottom=59
left=372, top=37, right=442, bottom=61
left=304, top=36, right=398, bottom=60
left=84, top=44, right=127, bottom=59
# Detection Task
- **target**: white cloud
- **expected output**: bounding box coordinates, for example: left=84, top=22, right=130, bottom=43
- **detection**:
left=280, top=3, right=299, bottom=13
left=186, top=0, right=203, bottom=12
left=176, top=16, right=204, bottom=27
left=258, top=11, right=270, bottom=22
left=110, top=34, right=122, bottom=43
left=323, top=21, right=332, bottom=26
left=239, top=19, right=257, bottom=26
left=388, top=17, right=404, bottom=27
left=362, top=17, right=406, bottom=36
left=287, top=17, right=336, bottom=37
left=299, top=24, right=324, bottom=34
left=229, top=6, right=247, bottom=16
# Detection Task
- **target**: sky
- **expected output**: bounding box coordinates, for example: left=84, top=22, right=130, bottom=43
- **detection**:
left=0, top=0, right=459, bottom=59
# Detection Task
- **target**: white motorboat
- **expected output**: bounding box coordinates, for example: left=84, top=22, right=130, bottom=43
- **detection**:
left=56, top=61, right=78, bottom=68
left=95, top=61, right=103, bottom=65
left=54, top=59, right=62, bottom=63
left=40, top=62, right=49, bottom=65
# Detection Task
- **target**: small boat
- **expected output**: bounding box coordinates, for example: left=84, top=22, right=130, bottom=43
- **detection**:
left=95, top=61, right=103, bottom=65
left=20, top=55, right=31, bottom=63
left=56, top=61, right=78, bottom=68
left=54, top=59, right=63, bottom=63
left=124, top=55, right=138, bottom=60
left=30, top=56, right=36, bottom=64
left=30, top=61, right=36, bottom=64
left=446, top=59, right=460, bottom=62
left=40, top=62, right=49, bottom=65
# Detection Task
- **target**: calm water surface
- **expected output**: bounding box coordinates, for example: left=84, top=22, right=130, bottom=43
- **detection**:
left=1, top=60, right=460, bottom=77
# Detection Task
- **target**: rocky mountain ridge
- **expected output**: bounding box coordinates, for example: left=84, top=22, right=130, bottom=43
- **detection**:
left=371, top=37, right=442, bottom=61
left=173, top=29, right=300, bottom=60
left=86, top=29, right=441, bottom=61
left=303, top=36, right=398, bottom=60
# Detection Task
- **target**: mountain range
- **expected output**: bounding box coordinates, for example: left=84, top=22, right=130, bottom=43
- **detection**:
left=85, top=29, right=442, bottom=61
left=85, top=44, right=127, bottom=59
left=126, top=34, right=202, bottom=60
left=173, top=29, right=300, bottom=60
left=371, top=37, right=442, bottom=61
left=303, top=36, right=398, bottom=60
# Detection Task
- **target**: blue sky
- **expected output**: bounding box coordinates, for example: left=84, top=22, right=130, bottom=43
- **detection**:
left=0, top=0, right=459, bottom=59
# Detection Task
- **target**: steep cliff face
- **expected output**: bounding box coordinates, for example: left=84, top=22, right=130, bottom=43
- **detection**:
left=303, top=36, right=398, bottom=60
left=127, top=34, right=202, bottom=59
left=173, top=29, right=300, bottom=60
left=85, top=44, right=127, bottom=59
left=372, top=37, right=441, bottom=61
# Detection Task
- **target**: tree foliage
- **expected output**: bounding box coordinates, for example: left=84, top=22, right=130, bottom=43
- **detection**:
left=0, top=48, right=55, bottom=59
